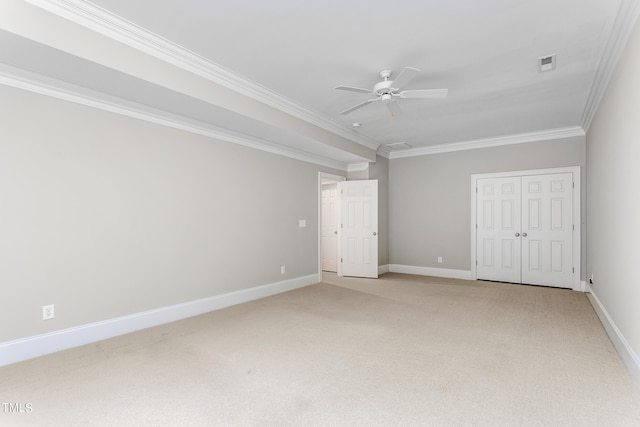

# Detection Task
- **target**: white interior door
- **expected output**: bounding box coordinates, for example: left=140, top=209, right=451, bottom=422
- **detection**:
left=339, top=180, right=378, bottom=278
left=475, top=172, right=574, bottom=289
left=476, top=177, right=522, bottom=283
left=321, top=183, right=338, bottom=272
left=521, top=173, right=573, bottom=287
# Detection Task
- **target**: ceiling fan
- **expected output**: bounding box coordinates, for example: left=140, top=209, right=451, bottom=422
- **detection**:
left=335, top=67, right=448, bottom=116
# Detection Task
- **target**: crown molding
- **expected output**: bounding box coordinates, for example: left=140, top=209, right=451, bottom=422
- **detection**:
left=0, top=64, right=351, bottom=172
left=24, top=0, right=380, bottom=153
left=376, top=147, right=392, bottom=159
left=580, top=0, right=640, bottom=132
left=388, top=126, right=586, bottom=159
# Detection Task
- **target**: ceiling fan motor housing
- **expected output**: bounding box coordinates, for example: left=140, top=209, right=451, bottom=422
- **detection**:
left=374, top=80, right=394, bottom=95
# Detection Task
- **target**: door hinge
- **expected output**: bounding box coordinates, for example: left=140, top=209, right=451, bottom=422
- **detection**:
left=572, top=182, right=575, bottom=189
left=341, top=224, right=343, bottom=228
left=476, top=187, right=478, bottom=193
left=475, top=260, right=478, bottom=266
left=572, top=267, right=575, bottom=273
left=573, top=224, right=575, bottom=231
left=341, top=258, right=343, bottom=263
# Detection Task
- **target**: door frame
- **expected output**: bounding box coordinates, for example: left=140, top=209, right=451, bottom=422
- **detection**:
left=470, top=166, right=582, bottom=291
left=318, top=172, right=346, bottom=282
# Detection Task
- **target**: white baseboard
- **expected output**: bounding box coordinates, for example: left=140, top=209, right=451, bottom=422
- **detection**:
left=0, top=274, right=318, bottom=367
left=586, top=285, right=640, bottom=384
left=388, top=264, right=473, bottom=280
left=575, top=280, right=587, bottom=292
left=378, top=264, right=390, bottom=275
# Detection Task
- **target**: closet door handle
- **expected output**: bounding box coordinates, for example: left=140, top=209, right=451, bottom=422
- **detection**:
left=515, top=233, right=520, bottom=237
left=522, top=232, right=528, bottom=237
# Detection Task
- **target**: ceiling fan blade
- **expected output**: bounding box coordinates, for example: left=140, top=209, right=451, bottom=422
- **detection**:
left=398, top=88, right=448, bottom=99
left=391, top=67, right=420, bottom=90
left=339, top=98, right=379, bottom=115
left=386, top=99, right=402, bottom=117
left=335, top=85, right=374, bottom=94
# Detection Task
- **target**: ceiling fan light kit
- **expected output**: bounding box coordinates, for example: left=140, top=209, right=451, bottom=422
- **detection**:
left=335, top=66, right=448, bottom=116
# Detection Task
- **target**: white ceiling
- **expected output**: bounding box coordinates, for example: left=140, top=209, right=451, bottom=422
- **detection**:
left=1, top=0, right=636, bottom=169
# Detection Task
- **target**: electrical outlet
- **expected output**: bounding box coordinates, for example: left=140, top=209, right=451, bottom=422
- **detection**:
left=437, top=257, right=443, bottom=264
left=298, top=219, right=306, bottom=228
left=42, top=304, right=55, bottom=320
left=281, top=266, right=286, bottom=275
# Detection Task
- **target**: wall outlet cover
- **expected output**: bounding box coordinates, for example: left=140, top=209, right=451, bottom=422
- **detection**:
left=42, top=304, right=55, bottom=320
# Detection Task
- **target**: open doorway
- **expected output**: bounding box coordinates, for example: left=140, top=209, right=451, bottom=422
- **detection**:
left=318, top=172, right=379, bottom=281
left=321, top=182, right=339, bottom=273
left=318, top=172, right=345, bottom=282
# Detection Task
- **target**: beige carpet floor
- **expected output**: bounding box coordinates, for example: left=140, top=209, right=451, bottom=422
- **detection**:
left=1, top=273, right=639, bottom=426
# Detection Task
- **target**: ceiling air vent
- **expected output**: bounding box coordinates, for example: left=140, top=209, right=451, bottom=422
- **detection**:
left=538, top=54, right=556, bottom=72
left=385, top=142, right=412, bottom=150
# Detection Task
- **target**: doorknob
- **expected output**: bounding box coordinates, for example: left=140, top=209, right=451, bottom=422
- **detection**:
left=515, top=233, right=520, bottom=237
left=373, top=232, right=377, bottom=236
left=522, top=232, right=528, bottom=237
left=334, top=231, right=338, bottom=235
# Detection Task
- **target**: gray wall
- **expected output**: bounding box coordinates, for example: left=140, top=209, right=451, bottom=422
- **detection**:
left=0, top=84, right=344, bottom=343
left=389, top=137, right=586, bottom=273
left=586, top=20, right=640, bottom=362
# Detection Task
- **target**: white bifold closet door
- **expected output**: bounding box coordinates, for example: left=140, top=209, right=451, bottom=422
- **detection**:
left=476, top=173, right=573, bottom=288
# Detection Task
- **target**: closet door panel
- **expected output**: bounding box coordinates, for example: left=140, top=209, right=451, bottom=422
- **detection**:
left=476, top=177, right=521, bottom=283
left=521, top=173, right=573, bottom=287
